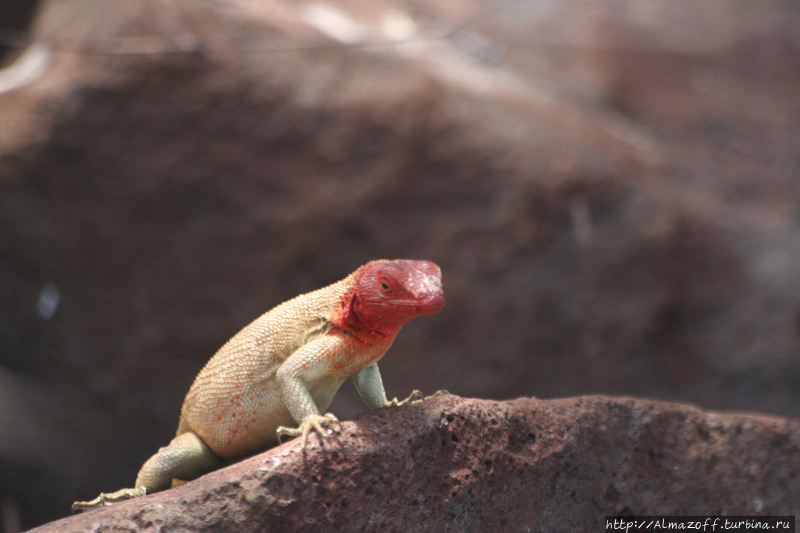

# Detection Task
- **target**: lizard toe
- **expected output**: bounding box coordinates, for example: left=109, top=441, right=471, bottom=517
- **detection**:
left=277, top=413, right=340, bottom=449
left=72, top=487, right=146, bottom=513
left=387, top=390, right=425, bottom=407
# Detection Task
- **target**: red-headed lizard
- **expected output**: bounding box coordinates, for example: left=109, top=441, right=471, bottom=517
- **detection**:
left=72, top=259, right=444, bottom=512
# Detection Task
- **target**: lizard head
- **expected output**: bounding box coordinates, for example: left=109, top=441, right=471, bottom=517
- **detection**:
left=344, top=259, right=444, bottom=333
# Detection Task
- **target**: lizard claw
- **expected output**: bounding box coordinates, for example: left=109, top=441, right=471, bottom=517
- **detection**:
left=277, top=413, right=340, bottom=449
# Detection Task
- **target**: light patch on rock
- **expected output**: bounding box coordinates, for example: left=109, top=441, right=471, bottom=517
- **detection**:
left=299, top=3, right=367, bottom=45
left=380, top=11, right=417, bottom=42
left=0, top=42, right=50, bottom=94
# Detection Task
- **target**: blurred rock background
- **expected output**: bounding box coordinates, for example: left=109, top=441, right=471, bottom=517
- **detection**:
left=0, top=0, right=798, bottom=529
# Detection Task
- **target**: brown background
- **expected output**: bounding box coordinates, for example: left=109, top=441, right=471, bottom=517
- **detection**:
left=1, top=0, right=799, bottom=529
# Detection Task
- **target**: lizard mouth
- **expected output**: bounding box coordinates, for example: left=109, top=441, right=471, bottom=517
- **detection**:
left=411, top=294, right=445, bottom=315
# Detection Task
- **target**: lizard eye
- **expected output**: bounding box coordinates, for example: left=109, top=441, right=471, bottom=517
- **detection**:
left=378, top=276, right=396, bottom=295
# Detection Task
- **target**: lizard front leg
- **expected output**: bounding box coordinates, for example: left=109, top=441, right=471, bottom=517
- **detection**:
left=352, top=362, right=424, bottom=408
left=274, top=336, right=347, bottom=448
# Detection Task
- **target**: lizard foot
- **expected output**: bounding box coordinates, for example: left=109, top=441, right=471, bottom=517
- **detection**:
left=385, top=390, right=424, bottom=407
left=71, top=487, right=146, bottom=513
left=277, top=413, right=340, bottom=449
left=386, top=389, right=450, bottom=407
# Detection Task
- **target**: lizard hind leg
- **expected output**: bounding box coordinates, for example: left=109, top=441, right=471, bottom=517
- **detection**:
left=72, top=431, right=222, bottom=513
left=134, top=431, right=223, bottom=491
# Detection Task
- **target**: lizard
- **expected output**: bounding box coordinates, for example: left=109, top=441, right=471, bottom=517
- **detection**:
left=72, top=259, right=444, bottom=512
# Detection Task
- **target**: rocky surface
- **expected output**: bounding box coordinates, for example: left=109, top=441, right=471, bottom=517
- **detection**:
left=28, top=394, right=800, bottom=533
left=2, top=0, right=800, bottom=528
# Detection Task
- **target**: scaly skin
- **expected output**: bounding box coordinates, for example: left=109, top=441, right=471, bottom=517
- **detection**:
left=72, top=259, right=444, bottom=512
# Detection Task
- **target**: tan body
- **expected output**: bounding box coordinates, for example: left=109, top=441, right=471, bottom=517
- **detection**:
left=73, top=260, right=444, bottom=511
left=178, top=274, right=392, bottom=460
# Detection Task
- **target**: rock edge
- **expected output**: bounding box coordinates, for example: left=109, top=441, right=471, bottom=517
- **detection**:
left=30, top=394, right=800, bottom=533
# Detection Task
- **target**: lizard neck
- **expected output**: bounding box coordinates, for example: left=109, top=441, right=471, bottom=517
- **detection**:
left=332, top=292, right=401, bottom=343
